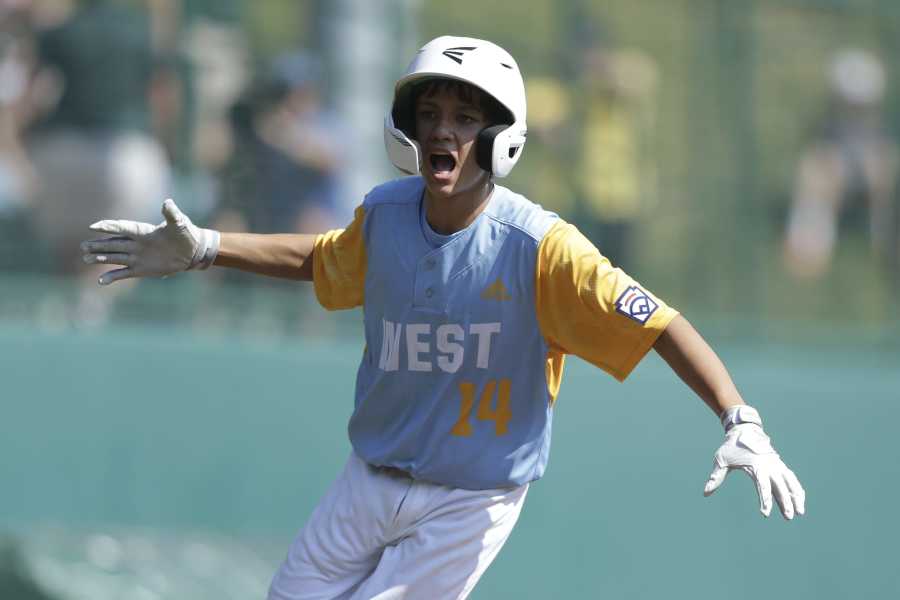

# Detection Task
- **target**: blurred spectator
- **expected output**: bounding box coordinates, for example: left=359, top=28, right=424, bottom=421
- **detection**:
left=20, top=0, right=174, bottom=326
left=216, top=50, right=345, bottom=235
left=572, top=44, right=659, bottom=270
left=25, top=0, right=171, bottom=277
left=522, top=75, right=575, bottom=218
left=784, top=48, right=900, bottom=281
left=0, top=4, right=40, bottom=276
left=0, top=13, right=34, bottom=220
left=197, top=50, right=347, bottom=334
left=180, top=14, right=249, bottom=178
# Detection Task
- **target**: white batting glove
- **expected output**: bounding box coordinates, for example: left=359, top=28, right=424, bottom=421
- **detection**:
left=81, top=199, right=220, bottom=286
left=704, top=405, right=806, bottom=520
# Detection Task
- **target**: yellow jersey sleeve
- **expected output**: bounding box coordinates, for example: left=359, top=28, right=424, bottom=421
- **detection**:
left=313, top=205, right=367, bottom=310
left=535, top=220, right=678, bottom=381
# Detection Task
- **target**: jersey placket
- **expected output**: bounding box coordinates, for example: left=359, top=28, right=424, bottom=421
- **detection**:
left=412, top=250, right=446, bottom=312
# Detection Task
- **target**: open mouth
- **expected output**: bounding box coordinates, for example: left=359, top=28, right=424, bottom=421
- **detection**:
left=429, top=153, right=457, bottom=174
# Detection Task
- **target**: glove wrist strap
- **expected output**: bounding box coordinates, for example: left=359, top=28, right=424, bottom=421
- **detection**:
left=720, top=405, right=763, bottom=432
left=191, top=229, right=220, bottom=271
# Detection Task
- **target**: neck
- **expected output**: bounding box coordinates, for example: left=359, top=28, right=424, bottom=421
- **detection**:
left=423, top=179, right=494, bottom=235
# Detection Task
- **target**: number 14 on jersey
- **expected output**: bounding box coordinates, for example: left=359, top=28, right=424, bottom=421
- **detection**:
left=451, top=379, right=512, bottom=437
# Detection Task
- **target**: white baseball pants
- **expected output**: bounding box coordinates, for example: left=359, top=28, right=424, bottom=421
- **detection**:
left=268, top=453, right=528, bottom=600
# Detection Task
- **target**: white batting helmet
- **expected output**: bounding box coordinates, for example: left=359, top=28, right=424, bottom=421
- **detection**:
left=384, top=36, right=527, bottom=178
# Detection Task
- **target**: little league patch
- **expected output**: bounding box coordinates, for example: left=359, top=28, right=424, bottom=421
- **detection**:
left=615, top=285, right=659, bottom=324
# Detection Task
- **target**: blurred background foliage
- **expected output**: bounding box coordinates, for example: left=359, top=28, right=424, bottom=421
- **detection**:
left=0, top=0, right=896, bottom=340
left=423, top=0, right=900, bottom=340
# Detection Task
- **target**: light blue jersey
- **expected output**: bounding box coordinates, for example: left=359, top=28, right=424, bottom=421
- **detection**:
left=350, top=177, right=557, bottom=489
left=312, top=176, right=678, bottom=490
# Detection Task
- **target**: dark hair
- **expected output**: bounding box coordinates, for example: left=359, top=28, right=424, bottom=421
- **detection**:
left=394, top=77, right=512, bottom=138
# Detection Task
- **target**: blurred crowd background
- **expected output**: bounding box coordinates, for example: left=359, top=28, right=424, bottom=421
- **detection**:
left=1, top=1, right=899, bottom=599
left=0, top=0, right=896, bottom=341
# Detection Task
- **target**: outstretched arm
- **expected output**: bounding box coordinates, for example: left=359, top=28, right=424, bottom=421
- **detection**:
left=653, top=315, right=806, bottom=520
left=82, top=199, right=317, bottom=284
left=215, top=232, right=315, bottom=281
left=653, top=315, right=744, bottom=416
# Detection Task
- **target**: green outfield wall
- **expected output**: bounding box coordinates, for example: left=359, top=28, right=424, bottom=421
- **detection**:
left=0, top=324, right=896, bottom=599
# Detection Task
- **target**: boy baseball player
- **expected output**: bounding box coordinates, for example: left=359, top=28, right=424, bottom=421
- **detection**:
left=82, top=36, right=805, bottom=600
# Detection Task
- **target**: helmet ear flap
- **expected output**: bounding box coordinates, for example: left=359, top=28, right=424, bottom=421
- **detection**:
left=384, top=114, right=422, bottom=175
left=476, top=125, right=508, bottom=173
left=392, top=94, right=415, bottom=139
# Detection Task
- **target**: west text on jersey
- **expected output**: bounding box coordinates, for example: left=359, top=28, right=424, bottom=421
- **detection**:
left=378, top=319, right=501, bottom=373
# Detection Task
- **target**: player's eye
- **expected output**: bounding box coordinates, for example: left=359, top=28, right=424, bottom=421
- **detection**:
left=417, top=110, right=437, bottom=121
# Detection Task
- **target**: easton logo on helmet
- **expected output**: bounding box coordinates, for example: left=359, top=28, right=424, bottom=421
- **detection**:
left=442, top=46, right=476, bottom=64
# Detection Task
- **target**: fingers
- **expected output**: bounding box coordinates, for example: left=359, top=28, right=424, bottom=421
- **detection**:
left=747, top=465, right=774, bottom=517
left=98, top=267, right=134, bottom=286
left=89, top=219, right=154, bottom=237
left=83, top=253, right=133, bottom=267
left=784, top=468, right=806, bottom=516
left=81, top=238, right=137, bottom=255
left=703, top=464, right=728, bottom=497
left=161, top=198, right=184, bottom=226
left=771, top=472, right=795, bottom=520
left=81, top=238, right=136, bottom=269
